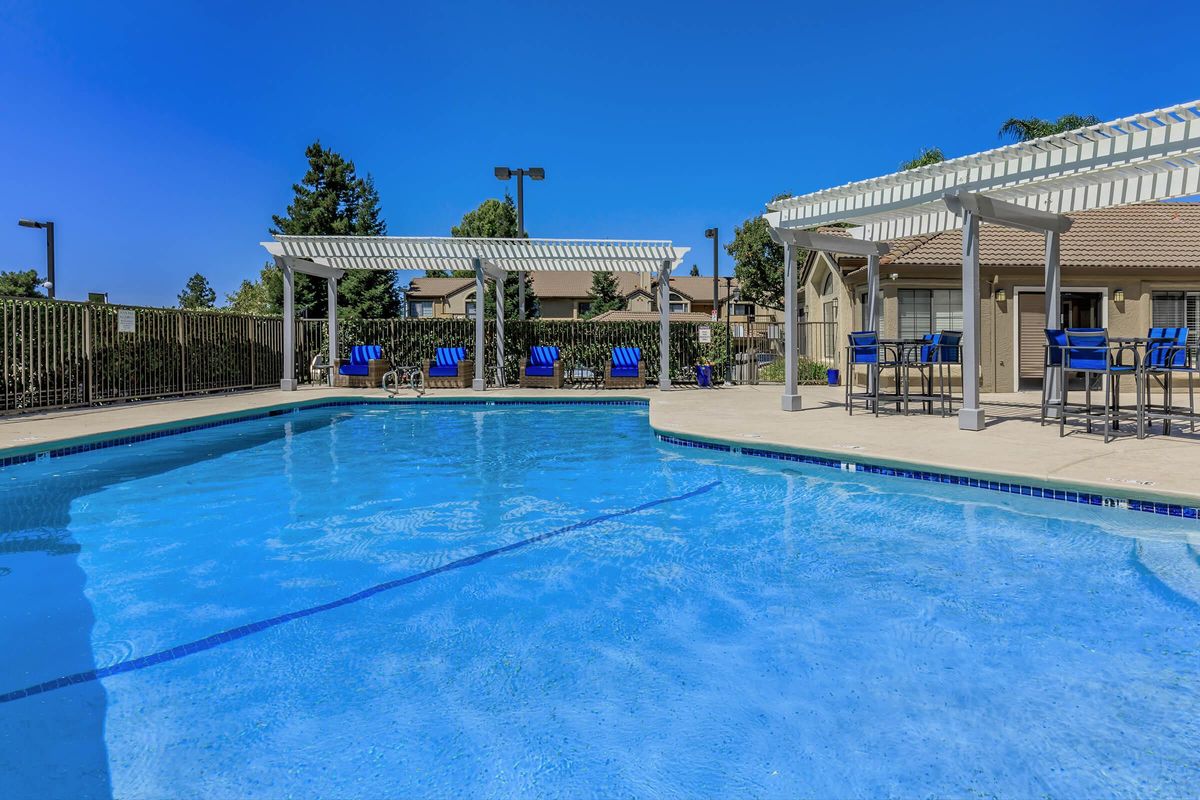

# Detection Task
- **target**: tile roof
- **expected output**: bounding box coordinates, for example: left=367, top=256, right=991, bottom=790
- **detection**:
left=588, top=310, right=714, bottom=323
left=880, top=202, right=1200, bottom=269
left=405, top=277, right=473, bottom=298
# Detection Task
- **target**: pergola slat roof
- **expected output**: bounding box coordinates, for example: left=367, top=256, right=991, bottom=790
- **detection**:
left=767, top=100, right=1200, bottom=241
left=269, top=235, right=688, bottom=273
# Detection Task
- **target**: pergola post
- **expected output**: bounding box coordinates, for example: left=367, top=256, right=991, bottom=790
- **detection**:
left=781, top=238, right=801, bottom=411
left=865, top=252, right=881, bottom=396
left=278, top=256, right=297, bottom=391
left=518, top=272, right=526, bottom=321
left=658, top=259, right=671, bottom=390
left=1043, top=230, right=1062, bottom=416
left=472, top=257, right=486, bottom=391
left=326, top=276, right=338, bottom=387
left=959, top=209, right=985, bottom=431
left=494, top=271, right=506, bottom=387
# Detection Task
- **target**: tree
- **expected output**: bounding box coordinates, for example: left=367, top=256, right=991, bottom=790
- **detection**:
left=0, top=269, right=45, bottom=298
left=688, top=264, right=701, bottom=276
left=270, top=141, right=400, bottom=318
left=582, top=271, right=625, bottom=319
left=225, top=263, right=279, bottom=315
left=998, top=113, right=1100, bottom=142
left=726, top=194, right=799, bottom=311
left=447, top=195, right=538, bottom=319
left=178, top=273, right=216, bottom=309
left=901, top=146, right=945, bottom=170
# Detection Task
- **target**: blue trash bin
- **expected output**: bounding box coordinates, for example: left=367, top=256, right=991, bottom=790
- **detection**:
left=696, top=365, right=713, bottom=387
left=826, top=368, right=840, bottom=386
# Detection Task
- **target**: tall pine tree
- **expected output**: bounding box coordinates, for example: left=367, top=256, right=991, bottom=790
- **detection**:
left=270, top=142, right=400, bottom=318
left=582, top=271, right=625, bottom=319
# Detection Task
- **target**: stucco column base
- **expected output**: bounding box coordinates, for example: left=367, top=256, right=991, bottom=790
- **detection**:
left=472, top=378, right=486, bottom=391
left=781, top=394, right=802, bottom=412
left=280, top=379, right=298, bottom=391
left=958, top=407, right=985, bottom=430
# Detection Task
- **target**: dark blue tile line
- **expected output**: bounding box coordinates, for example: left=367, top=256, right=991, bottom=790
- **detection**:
left=0, top=397, right=649, bottom=472
left=0, top=479, right=719, bottom=705
left=656, top=432, right=1200, bottom=520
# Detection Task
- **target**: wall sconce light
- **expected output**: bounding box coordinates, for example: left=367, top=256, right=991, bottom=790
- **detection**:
left=889, top=272, right=899, bottom=281
left=995, top=288, right=1007, bottom=303
left=1113, top=289, right=1125, bottom=303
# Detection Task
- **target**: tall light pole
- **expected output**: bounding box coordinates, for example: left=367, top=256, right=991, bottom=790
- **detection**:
left=18, top=219, right=55, bottom=299
left=704, top=227, right=719, bottom=320
left=724, top=276, right=736, bottom=384
left=494, top=166, right=545, bottom=320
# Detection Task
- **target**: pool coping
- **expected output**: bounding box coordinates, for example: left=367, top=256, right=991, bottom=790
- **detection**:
left=2, top=393, right=1197, bottom=520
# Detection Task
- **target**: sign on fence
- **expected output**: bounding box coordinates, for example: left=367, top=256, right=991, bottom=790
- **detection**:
left=117, top=309, right=136, bottom=333
left=698, top=325, right=711, bottom=344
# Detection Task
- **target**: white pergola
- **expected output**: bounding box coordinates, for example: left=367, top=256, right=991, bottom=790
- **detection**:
left=766, top=99, right=1200, bottom=429
left=259, top=236, right=690, bottom=391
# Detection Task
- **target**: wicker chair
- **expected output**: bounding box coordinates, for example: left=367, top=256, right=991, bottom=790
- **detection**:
left=603, top=346, right=644, bottom=389
left=519, top=346, right=564, bottom=388
left=423, top=346, right=474, bottom=389
left=334, top=345, right=389, bottom=388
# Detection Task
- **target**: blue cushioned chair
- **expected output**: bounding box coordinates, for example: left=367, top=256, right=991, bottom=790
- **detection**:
left=905, top=330, right=962, bottom=417
left=845, top=331, right=903, bottom=416
left=519, top=345, right=564, bottom=388
left=1039, top=329, right=1068, bottom=426
left=605, top=346, right=643, bottom=388
left=423, top=346, right=474, bottom=388
left=334, top=345, right=387, bottom=388
left=1142, top=326, right=1193, bottom=436
left=1059, top=328, right=1140, bottom=442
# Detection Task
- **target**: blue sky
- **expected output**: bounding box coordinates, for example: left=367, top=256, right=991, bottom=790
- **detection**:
left=1, top=0, right=1197, bottom=307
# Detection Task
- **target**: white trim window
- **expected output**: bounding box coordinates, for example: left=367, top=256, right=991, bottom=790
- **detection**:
left=668, top=292, right=689, bottom=314
left=1152, top=291, right=1200, bottom=341
left=407, top=300, right=433, bottom=318
left=899, top=288, right=962, bottom=339
left=464, top=293, right=477, bottom=319
left=859, top=290, right=884, bottom=331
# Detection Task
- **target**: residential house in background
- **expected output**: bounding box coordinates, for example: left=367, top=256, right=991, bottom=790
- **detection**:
left=805, top=202, right=1200, bottom=392
left=404, top=273, right=780, bottom=323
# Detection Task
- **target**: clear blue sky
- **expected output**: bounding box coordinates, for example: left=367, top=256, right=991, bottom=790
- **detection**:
left=2, top=0, right=1197, bottom=307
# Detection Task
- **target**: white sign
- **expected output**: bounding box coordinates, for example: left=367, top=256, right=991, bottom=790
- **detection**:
left=117, top=309, right=136, bottom=334
left=698, top=325, right=712, bottom=344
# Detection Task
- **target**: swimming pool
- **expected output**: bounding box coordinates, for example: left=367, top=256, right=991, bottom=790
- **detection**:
left=1, top=402, right=1198, bottom=798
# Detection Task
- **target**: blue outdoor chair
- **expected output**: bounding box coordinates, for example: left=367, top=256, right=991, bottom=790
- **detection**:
left=334, top=345, right=387, bottom=388
left=519, top=346, right=564, bottom=388
left=845, top=331, right=902, bottom=416
left=423, top=346, right=473, bottom=388
left=1039, top=329, right=1068, bottom=426
left=906, top=330, right=962, bottom=416
left=1059, top=328, right=1140, bottom=442
left=1142, top=326, right=1193, bottom=436
left=605, top=346, right=643, bottom=388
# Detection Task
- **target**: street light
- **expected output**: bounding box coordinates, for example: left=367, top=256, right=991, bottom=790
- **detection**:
left=704, top=228, right=719, bottom=321
left=724, top=275, right=737, bottom=384
left=18, top=219, right=55, bottom=299
left=494, top=166, right=545, bottom=320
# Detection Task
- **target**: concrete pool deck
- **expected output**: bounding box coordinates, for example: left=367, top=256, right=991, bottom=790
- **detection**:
left=0, top=383, right=1195, bottom=506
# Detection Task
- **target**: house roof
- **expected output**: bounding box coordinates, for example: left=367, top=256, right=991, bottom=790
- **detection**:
left=666, top=276, right=736, bottom=302
left=405, top=277, right=474, bottom=299
left=589, top=310, right=714, bottom=323
left=531, top=271, right=643, bottom=298
left=878, top=202, right=1200, bottom=269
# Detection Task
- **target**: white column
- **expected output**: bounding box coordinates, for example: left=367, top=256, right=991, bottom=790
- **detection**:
left=472, top=258, right=486, bottom=391
left=781, top=239, right=801, bottom=411
left=959, top=210, right=985, bottom=430
left=1043, top=230, right=1063, bottom=416
left=326, top=276, right=338, bottom=387
left=658, top=261, right=671, bottom=390
left=518, top=271, right=526, bottom=320
left=494, top=271, right=506, bottom=387
left=279, top=256, right=297, bottom=391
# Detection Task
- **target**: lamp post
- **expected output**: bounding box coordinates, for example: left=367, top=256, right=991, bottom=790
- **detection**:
left=704, top=227, right=719, bottom=321
left=494, top=166, right=545, bottom=320
left=724, top=276, right=737, bottom=384
left=18, top=219, right=55, bottom=299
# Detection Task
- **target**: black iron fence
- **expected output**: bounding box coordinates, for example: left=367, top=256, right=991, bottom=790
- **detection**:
left=1, top=297, right=841, bottom=414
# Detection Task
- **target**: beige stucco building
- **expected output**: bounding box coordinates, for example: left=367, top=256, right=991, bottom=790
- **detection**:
left=405, top=273, right=779, bottom=323
left=804, top=202, right=1200, bottom=392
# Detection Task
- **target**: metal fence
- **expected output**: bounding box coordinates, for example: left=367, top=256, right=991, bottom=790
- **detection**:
left=1, top=297, right=843, bottom=414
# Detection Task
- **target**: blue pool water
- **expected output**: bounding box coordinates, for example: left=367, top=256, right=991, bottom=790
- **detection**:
left=1, top=403, right=1198, bottom=798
